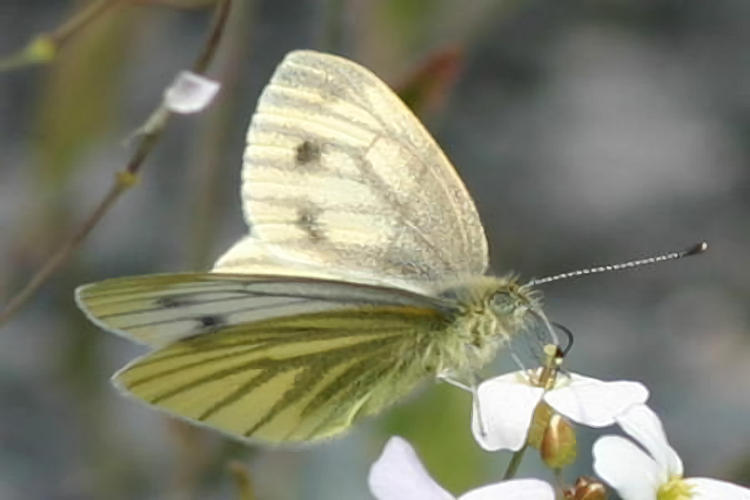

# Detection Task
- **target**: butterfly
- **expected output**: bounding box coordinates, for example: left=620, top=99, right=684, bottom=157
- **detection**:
left=75, top=50, right=553, bottom=445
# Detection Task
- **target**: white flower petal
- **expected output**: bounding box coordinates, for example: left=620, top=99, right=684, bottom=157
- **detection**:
left=686, top=477, right=750, bottom=500
left=472, top=376, right=544, bottom=451
left=544, top=374, right=648, bottom=427
left=164, top=70, right=220, bottom=113
left=490, top=370, right=532, bottom=384
left=592, top=435, right=662, bottom=500
left=368, top=436, right=454, bottom=500
left=460, top=479, right=555, bottom=500
left=616, top=404, right=683, bottom=478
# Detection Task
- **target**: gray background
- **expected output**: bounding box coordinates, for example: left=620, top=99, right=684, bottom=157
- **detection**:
left=0, top=1, right=748, bottom=498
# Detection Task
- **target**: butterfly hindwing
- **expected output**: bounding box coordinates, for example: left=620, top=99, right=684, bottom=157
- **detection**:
left=114, top=304, right=451, bottom=443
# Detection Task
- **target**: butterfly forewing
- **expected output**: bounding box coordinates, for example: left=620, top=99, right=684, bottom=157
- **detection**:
left=213, top=236, right=395, bottom=286
left=76, top=273, right=451, bottom=348
left=241, top=51, right=488, bottom=290
left=114, top=304, right=450, bottom=443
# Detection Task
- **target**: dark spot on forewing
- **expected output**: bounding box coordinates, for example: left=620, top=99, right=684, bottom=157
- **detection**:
left=296, top=205, right=326, bottom=242
left=295, top=140, right=321, bottom=165
left=156, top=296, right=181, bottom=308
left=198, top=315, right=224, bottom=329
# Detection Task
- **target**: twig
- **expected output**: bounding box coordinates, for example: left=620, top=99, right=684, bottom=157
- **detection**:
left=51, top=0, right=125, bottom=47
left=502, top=443, right=528, bottom=479
left=0, top=0, right=124, bottom=71
left=191, top=0, right=231, bottom=74
left=187, top=0, right=252, bottom=269
left=0, top=0, right=232, bottom=328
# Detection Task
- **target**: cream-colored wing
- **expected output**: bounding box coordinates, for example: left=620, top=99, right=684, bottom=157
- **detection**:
left=239, top=50, right=488, bottom=292
left=213, top=235, right=359, bottom=282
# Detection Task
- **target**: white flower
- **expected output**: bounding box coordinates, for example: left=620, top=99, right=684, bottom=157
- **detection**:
left=472, top=370, right=649, bottom=451
left=163, top=70, right=220, bottom=113
left=593, top=404, right=750, bottom=500
left=368, top=436, right=554, bottom=500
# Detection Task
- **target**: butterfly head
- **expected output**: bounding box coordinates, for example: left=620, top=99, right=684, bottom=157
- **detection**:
left=485, top=280, right=568, bottom=366
left=487, top=279, right=537, bottom=321
left=483, top=278, right=565, bottom=355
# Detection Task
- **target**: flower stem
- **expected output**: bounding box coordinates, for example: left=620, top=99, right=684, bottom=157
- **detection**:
left=502, top=444, right=528, bottom=479
left=553, top=467, right=565, bottom=494
left=228, top=460, right=256, bottom=500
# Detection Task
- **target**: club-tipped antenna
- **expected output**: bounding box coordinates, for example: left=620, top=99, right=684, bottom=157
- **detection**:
left=527, top=241, right=708, bottom=287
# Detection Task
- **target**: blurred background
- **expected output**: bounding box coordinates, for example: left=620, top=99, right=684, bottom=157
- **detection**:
left=1, top=1, right=748, bottom=499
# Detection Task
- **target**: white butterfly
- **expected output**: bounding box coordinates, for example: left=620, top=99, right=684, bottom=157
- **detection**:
left=76, top=50, right=549, bottom=445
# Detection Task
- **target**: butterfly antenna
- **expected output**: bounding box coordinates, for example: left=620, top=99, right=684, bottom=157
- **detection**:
left=527, top=241, right=708, bottom=287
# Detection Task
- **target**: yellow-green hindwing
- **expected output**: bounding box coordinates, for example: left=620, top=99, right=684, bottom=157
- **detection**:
left=76, top=273, right=455, bottom=443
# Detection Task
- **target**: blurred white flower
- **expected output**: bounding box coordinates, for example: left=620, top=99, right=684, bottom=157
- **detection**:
left=593, top=404, right=750, bottom=500
left=368, top=436, right=554, bottom=500
left=472, top=370, right=648, bottom=451
left=163, top=70, right=220, bottom=113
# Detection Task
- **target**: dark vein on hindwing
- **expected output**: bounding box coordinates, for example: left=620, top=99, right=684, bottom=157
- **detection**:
left=301, top=353, right=420, bottom=441
left=295, top=354, right=398, bottom=440
left=128, top=307, right=444, bottom=367
left=195, top=369, right=278, bottom=421
left=123, top=325, right=409, bottom=386
left=127, top=335, right=404, bottom=408
left=239, top=336, right=402, bottom=437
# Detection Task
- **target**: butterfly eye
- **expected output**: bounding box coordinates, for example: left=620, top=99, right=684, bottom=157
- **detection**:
left=489, top=292, right=515, bottom=313
left=490, top=291, right=530, bottom=319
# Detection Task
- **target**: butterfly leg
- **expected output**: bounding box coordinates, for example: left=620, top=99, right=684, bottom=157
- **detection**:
left=469, top=376, right=488, bottom=438
left=437, top=371, right=488, bottom=438
left=436, top=372, right=472, bottom=392
left=510, top=348, right=528, bottom=372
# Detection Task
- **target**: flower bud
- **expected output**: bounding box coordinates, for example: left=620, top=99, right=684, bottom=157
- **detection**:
left=540, top=413, right=577, bottom=469
left=527, top=402, right=554, bottom=448
left=563, top=476, right=608, bottom=500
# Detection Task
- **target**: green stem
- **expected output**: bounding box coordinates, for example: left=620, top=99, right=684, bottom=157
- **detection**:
left=553, top=467, right=564, bottom=490
left=228, top=461, right=256, bottom=500
left=502, top=443, right=528, bottom=480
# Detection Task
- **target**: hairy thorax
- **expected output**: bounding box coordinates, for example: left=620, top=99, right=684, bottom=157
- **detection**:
left=429, top=275, right=538, bottom=380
